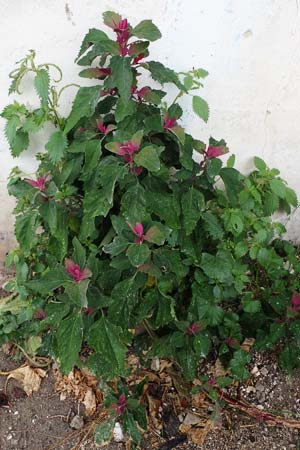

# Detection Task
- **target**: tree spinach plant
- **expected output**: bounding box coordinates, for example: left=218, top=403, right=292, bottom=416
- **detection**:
left=2, top=12, right=300, bottom=441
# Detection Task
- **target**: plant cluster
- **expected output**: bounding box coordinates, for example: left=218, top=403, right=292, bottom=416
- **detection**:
left=1, top=11, right=300, bottom=445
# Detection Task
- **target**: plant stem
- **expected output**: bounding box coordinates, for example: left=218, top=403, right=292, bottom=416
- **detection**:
left=142, top=319, right=157, bottom=340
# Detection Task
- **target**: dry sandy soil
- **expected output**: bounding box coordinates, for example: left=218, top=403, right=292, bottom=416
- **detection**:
left=1, top=349, right=300, bottom=450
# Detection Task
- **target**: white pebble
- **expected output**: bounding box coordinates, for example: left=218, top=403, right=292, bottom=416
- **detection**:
left=113, top=422, right=124, bottom=442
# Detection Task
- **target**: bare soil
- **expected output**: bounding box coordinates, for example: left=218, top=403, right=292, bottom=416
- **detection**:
left=1, top=283, right=300, bottom=450
left=1, top=350, right=300, bottom=450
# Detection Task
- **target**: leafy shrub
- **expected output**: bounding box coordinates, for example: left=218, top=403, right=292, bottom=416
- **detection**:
left=2, top=11, right=300, bottom=396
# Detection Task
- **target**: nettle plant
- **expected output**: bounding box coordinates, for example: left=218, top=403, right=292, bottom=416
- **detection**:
left=2, top=11, right=300, bottom=403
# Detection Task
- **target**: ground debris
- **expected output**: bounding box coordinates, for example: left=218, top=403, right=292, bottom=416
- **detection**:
left=54, top=366, right=102, bottom=416
left=7, top=365, right=46, bottom=396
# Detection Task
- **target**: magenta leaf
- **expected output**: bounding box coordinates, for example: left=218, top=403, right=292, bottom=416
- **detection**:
left=206, top=145, right=228, bottom=159
left=79, top=68, right=111, bottom=79
left=163, top=115, right=177, bottom=129
left=25, top=175, right=49, bottom=192
left=65, top=258, right=91, bottom=283
left=292, top=292, right=300, bottom=312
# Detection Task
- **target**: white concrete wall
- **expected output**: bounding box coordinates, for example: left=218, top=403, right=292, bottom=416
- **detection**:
left=0, top=0, right=300, bottom=265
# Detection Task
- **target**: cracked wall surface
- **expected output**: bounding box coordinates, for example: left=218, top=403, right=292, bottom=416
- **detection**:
left=0, top=0, right=300, bottom=266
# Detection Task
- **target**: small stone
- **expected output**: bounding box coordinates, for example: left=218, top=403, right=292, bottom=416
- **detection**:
left=251, top=365, right=260, bottom=377
left=151, top=357, right=160, bottom=371
left=113, top=422, right=124, bottom=442
left=246, top=386, right=256, bottom=394
left=70, top=415, right=84, bottom=430
left=7, top=434, right=13, bottom=440
left=183, top=412, right=200, bottom=426
left=255, top=382, right=265, bottom=392
left=260, top=367, right=268, bottom=376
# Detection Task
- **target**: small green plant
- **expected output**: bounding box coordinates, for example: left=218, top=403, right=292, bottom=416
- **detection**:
left=2, top=10, right=300, bottom=446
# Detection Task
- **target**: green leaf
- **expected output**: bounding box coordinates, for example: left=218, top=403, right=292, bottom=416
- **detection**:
left=181, top=187, right=205, bottom=235
left=183, top=74, right=193, bottom=90
left=264, top=192, right=280, bottom=215
left=193, top=334, right=211, bottom=357
left=169, top=125, right=185, bottom=144
left=77, top=41, right=119, bottom=65
left=40, top=200, right=57, bottom=235
left=83, top=188, right=111, bottom=219
left=226, top=154, right=236, bottom=168
left=13, top=131, right=30, bottom=156
left=115, top=97, right=136, bottom=122
left=22, top=108, right=48, bottom=133
left=270, top=178, right=286, bottom=199
left=103, top=236, right=129, bottom=256
left=103, top=11, right=122, bottom=29
left=153, top=248, right=188, bottom=279
left=194, top=68, right=209, bottom=78
left=65, top=279, right=89, bottom=307
left=95, top=419, right=115, bottom=446
left=45, top=130, right=68, bottom=163
left=57, top=313, right=83, bottom=374
left=145, top=223, right=170, bottom=245
left=4, top=115, right=19, bottom=145
left=254, top=156, right=267, bottom=171
left=206, top=158, right=222, bottom=180
left=220, top=168, right=243, bottom=204
left=143, top=114, right=163, bottom=134
left=202, top=211, right=224, bottom=240
left=15, top=212, right=38, bottom=253
left=83, top=140, right=102, bottom=174
left=132, top=20, right=161, bottom=41
left=198, top=303, right=224, bottom=326
left=153, top=292, right=176, bottom=328
left=229, top=349, right=250, bottom=380
left=65, top=86, right=101, bottom=133
left=168, top=103, right=183, bottom=119
left=145, top=191, right=180, bottom=228
left=201, top=251, right=233, bottom=284
left=134, top=146, right=160, bottom=172
left=72, top=237, right=86, bottom=267
left=280, top=343, right=300, bottom=373
left=107, top=56, right=133, bottom=100
left=121, top=184, right=148, bottom=223
left=128, top=40, right=150, bottom=57
left=123, top=412, right=142, bottom=444
left=76, top=28, right=110, bottom=60
left=40, top=302, right=70, bottom=329
left=147, top=61, right=185, bottom=90
left=234, top=241, right=248, bottom=258
left=99, top=159, right=127, bottom=204
left=285, top=187, right=298, bottom=207
left=140, top=87, right=163, bottom=105
left=223, top=210, right=244, bottom=235
left=242, top=297, right=261, bottom=313
left=108, top=276, right=145, bottom=327
left=26, top=336, right=42, bottom=356
left=177, top=351, right=198, bottom=380
left=127, top=243, right=150, bottom=267
left=34, top=69, right=49, bottom=105
left=87, top=317, right=127, bottom=379
left=26, top=267, right=69, bottom=293
left=192, top=95, right=209, bottom=122
left=0, top=296, right=28, bottom=315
